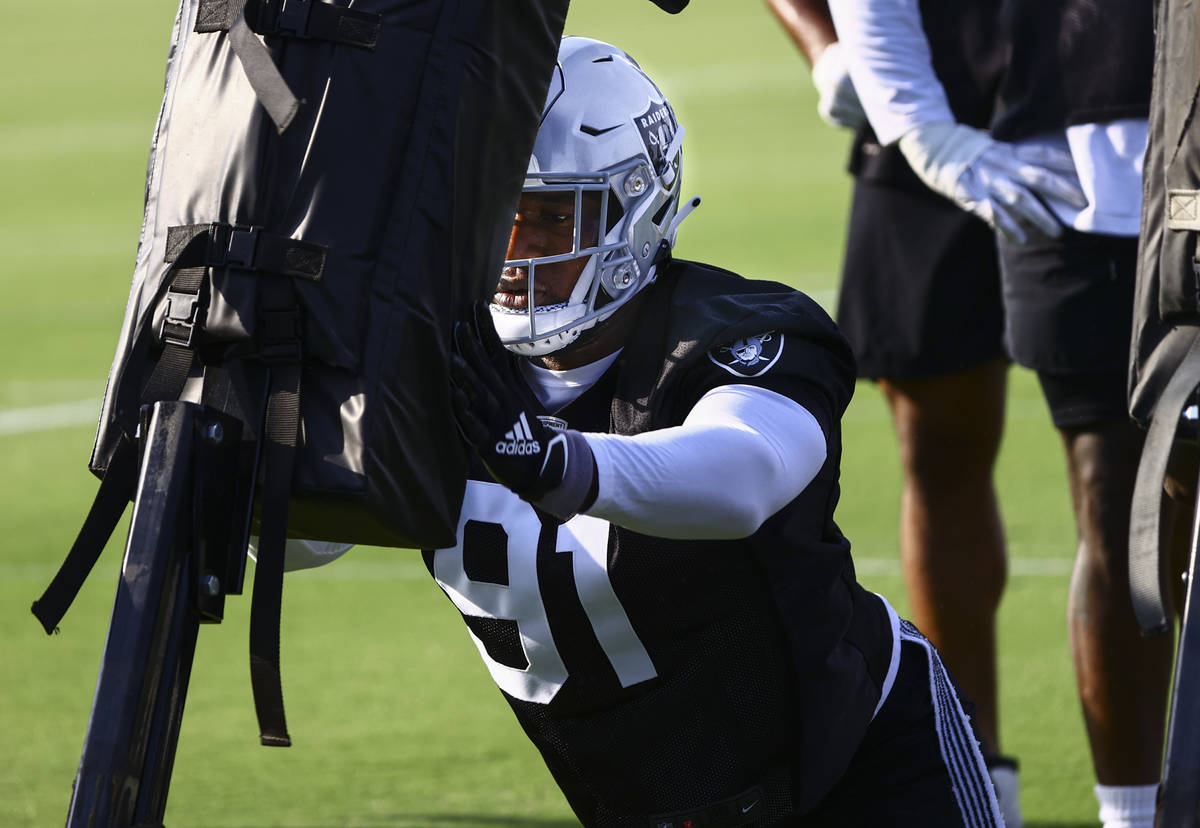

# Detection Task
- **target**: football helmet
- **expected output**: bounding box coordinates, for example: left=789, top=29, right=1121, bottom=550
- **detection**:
left=491, top=36, right=699, bottom=356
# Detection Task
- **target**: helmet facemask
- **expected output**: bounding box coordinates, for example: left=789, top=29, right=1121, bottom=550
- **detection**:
left=492, top=161, right=674, bottom=356
left=490, top=37, right=696, bottom=358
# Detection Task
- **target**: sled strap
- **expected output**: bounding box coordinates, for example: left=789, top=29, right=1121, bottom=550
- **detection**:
left=138, top=229, right=216, bottom=403
left=31, top=336, right=198, bottom=635
left=194, top=0, right=298, bottom=132
left=197, top=0, right=381, bottom=49
left=247, top=0, right=381, bottom=48
left=229, top=17, right=300, bottom=132
left=194, top=0, right=381, bottom=131
left=248, top=280, right=303, bottom=747
left=167, top=223, right=326, bottom=281
left=1130, top=335, right=1200, bottom=635
left=30, top=235, right=214, bottom=634
left=31, top=434, right=139, bottom=634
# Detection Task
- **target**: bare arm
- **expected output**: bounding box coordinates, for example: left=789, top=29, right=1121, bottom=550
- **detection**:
left=764, top=0, right=838, bottom=67
left=766, top=0, right=866, bottom=130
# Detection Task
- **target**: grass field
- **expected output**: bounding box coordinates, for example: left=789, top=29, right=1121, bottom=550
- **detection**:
left=1, top=1, right=1109, bottom=825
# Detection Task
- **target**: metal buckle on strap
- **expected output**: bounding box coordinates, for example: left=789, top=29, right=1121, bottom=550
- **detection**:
left=208, top=224, right=260, bottom=269
left=161, top=290, right=202, bottom=347
left=274, top=0, right=312, bottom=36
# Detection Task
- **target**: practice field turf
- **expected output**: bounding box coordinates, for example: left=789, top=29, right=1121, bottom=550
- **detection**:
left=0, top=1, right=1125, bottom=825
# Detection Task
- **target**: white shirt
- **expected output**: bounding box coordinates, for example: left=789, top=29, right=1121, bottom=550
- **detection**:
left=829, top=0, right=1146, bottom=235
left=519, top=350, right=621, bottom=411
left=1019, top=121, right=1147, bottom=236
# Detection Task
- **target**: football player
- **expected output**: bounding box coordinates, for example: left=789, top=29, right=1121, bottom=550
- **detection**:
left=829, top=1, right=1161, bottom=826
left=764, top=0, right=1019, bottom=823
left=436, top=35, right=1004, bottom=826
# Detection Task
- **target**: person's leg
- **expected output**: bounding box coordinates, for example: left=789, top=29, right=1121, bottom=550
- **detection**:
left=878, top=355, right=1008, bottom=758
left=836, top=175, right=1013, bottom=817
left=996, top=224, right=1171, bottom=823
left=1061, top=418, right=1173, bottom=786
left=800, top=629, right=1004, bottom=827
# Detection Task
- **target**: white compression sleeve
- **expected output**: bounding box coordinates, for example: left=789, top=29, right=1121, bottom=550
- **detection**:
left=583, top=385, right=827, bottom=539
left=828, top=0, right=954, bottom=144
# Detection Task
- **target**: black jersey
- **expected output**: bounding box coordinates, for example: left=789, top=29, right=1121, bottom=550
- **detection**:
left=990, top=0, right=1153, bottom=141
left=424, top=261, right=895, bottom=825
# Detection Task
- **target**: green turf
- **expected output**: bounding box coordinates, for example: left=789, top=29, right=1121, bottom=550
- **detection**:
left=0, top=0, right=1110, bottom=825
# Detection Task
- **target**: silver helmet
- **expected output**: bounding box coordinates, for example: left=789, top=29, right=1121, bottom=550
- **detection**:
left=491, top=36, right=699, bottom=356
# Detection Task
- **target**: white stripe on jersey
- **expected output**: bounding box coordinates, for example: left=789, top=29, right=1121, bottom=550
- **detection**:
left=899, top=620, right=1006, bottom=828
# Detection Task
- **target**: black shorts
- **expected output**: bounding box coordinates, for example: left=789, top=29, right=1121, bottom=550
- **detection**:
left=997, top=229, right=1138, bottom=428
left=1036, top=370, right=1130, bottom=430
left=837, top=179, right=1006, bottom=380
left=798, top=623, right=1003, bottom=827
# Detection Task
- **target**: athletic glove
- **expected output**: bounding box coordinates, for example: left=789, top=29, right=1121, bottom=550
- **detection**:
left=449, top=301, right=597, bottom=521
left=811, top=43, right=866, bottom=131
left=898, top=121, right=1088, bottom=244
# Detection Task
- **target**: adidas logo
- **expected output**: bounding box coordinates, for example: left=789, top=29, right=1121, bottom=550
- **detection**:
left=495, top=412, right=542, bottom=456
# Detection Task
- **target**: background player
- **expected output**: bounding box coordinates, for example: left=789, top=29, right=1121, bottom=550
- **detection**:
left=829, top=1, right=1162, bottom=825
left=763, top=1, right=1020, bottom=821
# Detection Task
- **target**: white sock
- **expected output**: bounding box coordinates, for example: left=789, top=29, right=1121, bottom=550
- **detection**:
left=989, top=764, right=1023, bottom=828
left=1094, top=783, right=1158, bottom=828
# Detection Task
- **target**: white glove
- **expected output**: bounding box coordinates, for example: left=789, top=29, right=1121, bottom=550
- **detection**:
left=898, top=121, right=1088, bottom=244
left=811, top=42, right=867, bottom=131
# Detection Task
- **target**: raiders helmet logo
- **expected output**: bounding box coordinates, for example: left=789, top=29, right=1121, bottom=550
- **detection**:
left=634, top=101, right=677, bottom=176
left=708, top=332, right=784, bottom=377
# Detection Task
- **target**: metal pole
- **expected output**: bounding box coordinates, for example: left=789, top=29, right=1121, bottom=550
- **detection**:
left=1157, top=438, right=1200, bottom=826
left=64, top=400, right=250, bottom=827
left=65, top=401, right=198, bottom=826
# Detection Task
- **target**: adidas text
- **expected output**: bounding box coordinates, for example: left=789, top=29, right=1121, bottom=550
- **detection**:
left=495, top=440, right=541, bottom=456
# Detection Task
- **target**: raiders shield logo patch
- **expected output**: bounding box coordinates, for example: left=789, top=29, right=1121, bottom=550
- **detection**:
left=708, top=332, right=784, bottom=377
left=635, top=101, right=677, bottom=176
